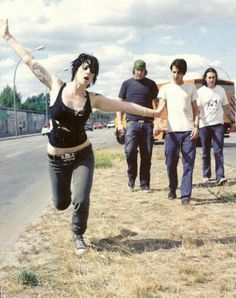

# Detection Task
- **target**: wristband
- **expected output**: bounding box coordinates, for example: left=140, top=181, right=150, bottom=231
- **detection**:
left=193, top=124, right=199, bottom=128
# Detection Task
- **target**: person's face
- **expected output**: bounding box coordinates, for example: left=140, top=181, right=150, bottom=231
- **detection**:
left=76, top=60, right=95, bottom=86
left=134, top=68, right=146, bottom=80
left=171, top=65, right=184, bottom=84
left=205, top=72, right=216, bottom=88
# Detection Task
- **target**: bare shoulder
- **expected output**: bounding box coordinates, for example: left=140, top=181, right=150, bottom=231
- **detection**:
left=49, top=78, right=65, bottom=106
left=88, top=91, right=104, bottom=108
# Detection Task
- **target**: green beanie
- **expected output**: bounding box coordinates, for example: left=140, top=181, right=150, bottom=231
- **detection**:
left=133, top=59, right=146, bottom=70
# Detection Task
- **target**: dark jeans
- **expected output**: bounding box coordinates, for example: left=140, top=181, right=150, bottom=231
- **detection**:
left=165, top=131, right=196, bottom=199
left=125, top=121, right=154, bottom=187
left=48, top=145, right=94, bottom=236
left=199, top=124, right=225, bottom=181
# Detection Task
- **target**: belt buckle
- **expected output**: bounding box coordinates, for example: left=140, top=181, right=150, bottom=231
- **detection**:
left=61, top=153, right=75, bottom=161
left=138, top=120, right=145, bottom=123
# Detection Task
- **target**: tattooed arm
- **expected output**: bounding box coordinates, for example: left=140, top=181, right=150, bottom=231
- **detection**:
left=0, top=19, right=54, bottom=89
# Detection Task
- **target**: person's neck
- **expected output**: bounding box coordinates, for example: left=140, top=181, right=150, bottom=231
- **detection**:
left=69, top=81, right=86, bottom=96
left=173, top=79, right=184, bottom=86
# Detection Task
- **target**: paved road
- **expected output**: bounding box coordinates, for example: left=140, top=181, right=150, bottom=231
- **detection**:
left=0, top=128, right=118, bottom=265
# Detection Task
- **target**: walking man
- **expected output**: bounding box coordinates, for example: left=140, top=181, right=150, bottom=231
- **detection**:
left=117, top=59, right=158, bottom=192
left=157, top=58, right=199, bottom=204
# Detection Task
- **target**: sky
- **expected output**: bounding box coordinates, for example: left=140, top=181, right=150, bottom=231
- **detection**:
left=0, top=0, right=236, bottom=101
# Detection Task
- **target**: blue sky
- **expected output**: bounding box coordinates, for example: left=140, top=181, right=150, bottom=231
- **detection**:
left=0, top=0, right=236, bottom=101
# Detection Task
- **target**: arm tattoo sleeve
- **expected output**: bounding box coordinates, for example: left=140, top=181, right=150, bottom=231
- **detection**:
left=32, top=63, right=52, bottom=87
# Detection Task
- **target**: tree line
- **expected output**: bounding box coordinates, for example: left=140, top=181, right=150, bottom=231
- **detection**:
left=0, top=85, right=49, bottom=112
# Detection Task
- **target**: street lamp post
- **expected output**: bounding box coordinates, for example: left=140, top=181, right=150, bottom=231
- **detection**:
left=13, top=45, right=45, bottom=136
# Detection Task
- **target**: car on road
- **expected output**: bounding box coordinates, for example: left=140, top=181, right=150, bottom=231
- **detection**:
left=107, top=120, right=115, bottom=128
left=93, top=122, right=103, bottom=129
left=41, top=122, right=51, bottom=136
left=85, top=122, right=93, bottom=131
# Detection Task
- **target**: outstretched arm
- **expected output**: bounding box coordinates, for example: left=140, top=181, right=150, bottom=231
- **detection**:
left=90, top=93, right=162, bottom=118
left=0, top=19, right=53, bottom=89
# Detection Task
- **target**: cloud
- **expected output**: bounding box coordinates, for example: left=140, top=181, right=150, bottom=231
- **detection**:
left=0, top=0, right=235, bottom=100
left=159, top=36, right=184, bottom=46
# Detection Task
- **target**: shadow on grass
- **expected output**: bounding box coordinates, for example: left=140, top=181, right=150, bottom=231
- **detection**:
left=91, top=229, right=236, bottom=254
left=193, top=179, right=236, bottom=189
left=191, top=193, right=236, bottom=205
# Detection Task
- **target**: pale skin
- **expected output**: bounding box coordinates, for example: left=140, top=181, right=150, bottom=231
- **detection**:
left=203, top=72, right=236, bottom=132
left=156, top=65, right=200, bottom=140
left=0, top=19, right=163, bottom=155
left=116, top=68, right=165, bottom=136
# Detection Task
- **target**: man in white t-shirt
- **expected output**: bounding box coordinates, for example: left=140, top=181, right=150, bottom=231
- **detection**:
left=157, top=58, right=199, bottom=205
left=197, top=67, right=236, bottom=186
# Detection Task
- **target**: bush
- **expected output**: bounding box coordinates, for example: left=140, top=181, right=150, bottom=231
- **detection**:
left=17, top=269, right=38, bottom=286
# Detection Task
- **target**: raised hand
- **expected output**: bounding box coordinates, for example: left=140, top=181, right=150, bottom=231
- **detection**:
left=0, top=19, right=10, bottom=40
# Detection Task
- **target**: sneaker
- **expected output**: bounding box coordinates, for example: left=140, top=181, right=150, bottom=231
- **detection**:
left=128, top=180, right=135, bottom=191
left=141, top=186, right=151, bottom=193
left=181, top=197, right=190, bottom=205
left=168, top=191, right=177, bottom=200
left=202, top=177, right=210, bottom=184
left=217, top=177, right=227, bottom=186
left=72, top=233, right=87, bottom=256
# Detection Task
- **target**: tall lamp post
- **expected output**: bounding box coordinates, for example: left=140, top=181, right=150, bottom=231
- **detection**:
left=13, top=45, right=45, bottom=136
left=45, top=67, right=69, bottom=123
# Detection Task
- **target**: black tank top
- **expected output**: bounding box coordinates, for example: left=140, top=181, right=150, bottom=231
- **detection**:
left=48, top=83, right=92, bottom=148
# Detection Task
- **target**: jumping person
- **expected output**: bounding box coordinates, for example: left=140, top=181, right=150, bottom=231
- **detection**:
left=0, top=19, right=163, bottom=256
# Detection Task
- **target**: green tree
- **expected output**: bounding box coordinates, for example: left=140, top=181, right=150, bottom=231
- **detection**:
left=22, top=92, right=49, bottom=112
left=0, top=85, right=22, bottom=108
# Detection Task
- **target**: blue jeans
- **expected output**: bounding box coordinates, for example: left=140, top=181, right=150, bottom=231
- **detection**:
left=199, top=124, right=225, bottom=181
left=165, top=131, right=196, bottom=199
left=125, top=121, right=154, bottom=187
left=48, top=145, right=94, bottom=236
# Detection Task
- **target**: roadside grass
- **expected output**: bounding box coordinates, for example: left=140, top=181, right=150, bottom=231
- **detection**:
left=0, top=145, right=235, bottom=297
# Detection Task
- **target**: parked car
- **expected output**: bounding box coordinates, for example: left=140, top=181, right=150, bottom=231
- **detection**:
left=85, top=122, right=93, bottom=131
left=41, top=125, right=51, bottom=136
left=107, top=120, right=115, bottom=128
left=93, top=122, right=103, bottom=129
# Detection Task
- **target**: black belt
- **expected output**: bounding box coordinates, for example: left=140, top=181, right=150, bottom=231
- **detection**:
left=127, top=119, right=153, bottom=123
left=48, top=144, right=92, bottom=162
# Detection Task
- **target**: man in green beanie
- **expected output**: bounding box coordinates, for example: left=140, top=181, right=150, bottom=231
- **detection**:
left=116, top=59, right=158, bottom=192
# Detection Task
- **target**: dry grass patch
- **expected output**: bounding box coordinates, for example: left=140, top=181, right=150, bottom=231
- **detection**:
left=0, top=146, right=235, bottom=297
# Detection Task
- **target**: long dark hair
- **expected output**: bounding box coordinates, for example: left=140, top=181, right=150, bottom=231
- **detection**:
left=202, top=67, right=218, bottom=86
left=71, top=53, right=99, bottom=87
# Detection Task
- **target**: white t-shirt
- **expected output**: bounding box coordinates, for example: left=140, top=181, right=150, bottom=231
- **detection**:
left=197, top=85, right=228, bottom=128
left=158, top=82, right=198, bottom=132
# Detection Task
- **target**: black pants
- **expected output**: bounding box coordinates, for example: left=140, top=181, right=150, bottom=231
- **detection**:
left=48, top=145, right=94, bottom=235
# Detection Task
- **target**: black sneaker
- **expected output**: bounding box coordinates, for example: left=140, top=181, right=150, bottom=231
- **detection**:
left=72, top=233, right=87, bottom=256
left=168, top=191, right=176, bottom=200
left=217, top=177, right=227, bottom=186
left=141, top=186, right=151, bottom=193
left=181, top=197, right=190, bottom=205
left=128, top=180, right=135, bottom=191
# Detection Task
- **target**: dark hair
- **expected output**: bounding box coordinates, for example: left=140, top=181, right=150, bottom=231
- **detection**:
left=170, top=58, right=187, bottom=75
left=202, top=67, right=218, bottom=86
left=71, top=53, right=99, bottom=87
